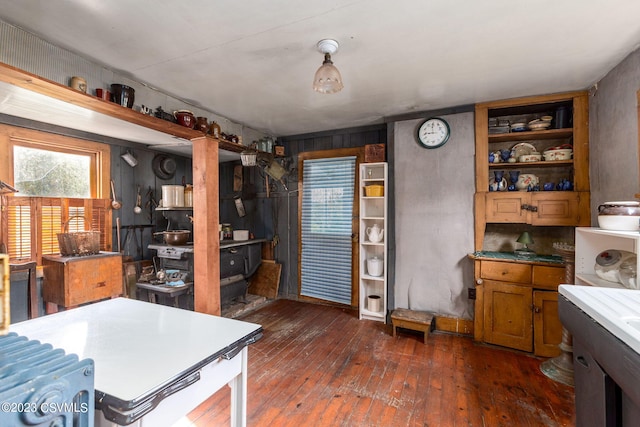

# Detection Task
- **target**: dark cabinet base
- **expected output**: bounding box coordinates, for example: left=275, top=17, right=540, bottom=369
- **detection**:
left=560, top=295, right=640, bottom=426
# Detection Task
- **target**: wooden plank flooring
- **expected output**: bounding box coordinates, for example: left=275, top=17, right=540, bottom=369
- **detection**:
left=186, top=299, right=575, bottom=426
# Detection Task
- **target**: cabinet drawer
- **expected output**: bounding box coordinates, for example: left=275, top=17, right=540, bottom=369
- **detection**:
left=481, top=260, right=531, bottom=284
left=532, top=265, right=565, bottom=290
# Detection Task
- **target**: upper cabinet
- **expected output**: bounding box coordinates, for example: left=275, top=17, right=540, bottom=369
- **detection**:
left=0, top=62, right=245, bottom=160
left=474, top=92, right=591, bottom=250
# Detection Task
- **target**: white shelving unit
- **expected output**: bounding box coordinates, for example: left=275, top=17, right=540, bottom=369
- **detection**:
left=575, top=227, right=640, bottom=289
left=359, top=162, right=388, bottom=322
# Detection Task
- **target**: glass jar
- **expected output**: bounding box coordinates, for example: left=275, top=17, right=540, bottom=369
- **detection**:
left=184, top=184, right=193, bottom=207
left=618, top=256, right=638, bottom=289
left=222, top=223, right=233, bottom=240
left=594, top=249, right=635, bottom=284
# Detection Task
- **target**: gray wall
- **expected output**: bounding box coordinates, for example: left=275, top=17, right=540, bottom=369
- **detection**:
left=392, top=113, right=475, bottom=319
left=589, top=47, right=640, bottom=213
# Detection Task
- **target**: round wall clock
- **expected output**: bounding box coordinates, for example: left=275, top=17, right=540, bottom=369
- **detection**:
left=416, top=117, right=450, bottom=149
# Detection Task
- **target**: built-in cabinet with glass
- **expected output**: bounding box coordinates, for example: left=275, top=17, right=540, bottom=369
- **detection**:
left=359, top=162, right=387, bottom=322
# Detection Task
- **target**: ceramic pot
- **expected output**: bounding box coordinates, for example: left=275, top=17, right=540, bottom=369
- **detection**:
left=174, top=110, right=195, bottom=128
left=515, top=174, right=539, bottom=191
left=195, top=116, right=208, bottom=133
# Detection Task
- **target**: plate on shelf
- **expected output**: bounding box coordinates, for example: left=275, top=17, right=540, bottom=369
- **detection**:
left=511, top=142, right=537, bottom=159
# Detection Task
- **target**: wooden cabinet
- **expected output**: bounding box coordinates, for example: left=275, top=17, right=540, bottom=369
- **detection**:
left=43, top=252, right=123, bottom=309
left=359, top=162, right=387, bottom=322
left=474, top=92, right=591, bottom=251
left=473, top=257, right=564, bottom=356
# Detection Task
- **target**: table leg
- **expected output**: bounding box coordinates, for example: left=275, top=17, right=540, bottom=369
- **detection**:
left=229, top=346, right=248, bottom=427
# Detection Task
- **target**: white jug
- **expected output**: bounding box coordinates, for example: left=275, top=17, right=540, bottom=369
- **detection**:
left=366, top=224, right=384, bottom=242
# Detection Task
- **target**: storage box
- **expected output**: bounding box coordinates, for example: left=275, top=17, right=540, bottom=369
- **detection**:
left=233, top=230, right=249, bottom=241
left=365, top=144, right=385, bottom=163
left=365, top=185, right=384, bottom=197
left=274, top=146, right=285, bottom=156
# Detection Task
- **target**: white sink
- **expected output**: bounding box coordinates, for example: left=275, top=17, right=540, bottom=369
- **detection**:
left=560, top=285, right=640, bottom=354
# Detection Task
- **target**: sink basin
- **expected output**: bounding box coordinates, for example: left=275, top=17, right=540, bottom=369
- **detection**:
left=57, top=231, right=100, bottom=256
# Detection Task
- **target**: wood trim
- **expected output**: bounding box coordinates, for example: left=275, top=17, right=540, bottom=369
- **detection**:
left=475, top=91, right=587, bottom=110
left=297, top=147, right=365, bottom=308
left=0, top=62, right=203, bottom=141
left=434, top=315, right=474, bottom=336
left=0, top=123, right=111, bottom=199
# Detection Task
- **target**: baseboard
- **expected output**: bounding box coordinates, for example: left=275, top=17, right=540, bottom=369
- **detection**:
left=434, top=315, right=474, bottom=336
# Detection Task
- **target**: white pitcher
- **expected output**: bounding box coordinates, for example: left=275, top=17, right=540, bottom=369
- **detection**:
left=366, top=224, right=384, bottom=242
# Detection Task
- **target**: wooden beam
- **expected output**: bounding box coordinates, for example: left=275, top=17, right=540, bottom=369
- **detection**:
left=192, top=136, right=220, bottom=315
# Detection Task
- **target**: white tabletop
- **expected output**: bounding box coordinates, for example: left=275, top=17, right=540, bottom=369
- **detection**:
left=10, top=298, right=261, bottom=403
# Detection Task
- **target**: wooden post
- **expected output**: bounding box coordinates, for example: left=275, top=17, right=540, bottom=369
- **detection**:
left=192, top=136, right=220, bottom=315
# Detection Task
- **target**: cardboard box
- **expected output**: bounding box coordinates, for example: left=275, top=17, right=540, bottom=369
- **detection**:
left=365, top=144, right=385, bottom=163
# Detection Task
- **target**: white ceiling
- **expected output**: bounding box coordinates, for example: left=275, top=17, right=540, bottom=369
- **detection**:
left=1, top=0, right=640, bottom=137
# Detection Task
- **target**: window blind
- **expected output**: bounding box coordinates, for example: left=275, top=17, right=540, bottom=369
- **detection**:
left=300, top=157, right=356, bottom=305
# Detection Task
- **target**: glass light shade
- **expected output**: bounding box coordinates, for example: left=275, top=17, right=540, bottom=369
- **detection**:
left=313, top=53, right=343, bottom=94
left=516, top=232, right=534, bottom=245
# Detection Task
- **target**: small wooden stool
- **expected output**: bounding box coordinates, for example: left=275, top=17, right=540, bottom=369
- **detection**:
left=391, top=308, right=434, bottom=343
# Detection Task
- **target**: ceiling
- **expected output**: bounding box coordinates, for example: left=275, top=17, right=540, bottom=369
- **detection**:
left=1, top=0, right=640, bottom=137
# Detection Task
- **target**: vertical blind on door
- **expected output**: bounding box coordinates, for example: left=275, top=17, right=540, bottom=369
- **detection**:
left=300, top=157, right=356, bottom=305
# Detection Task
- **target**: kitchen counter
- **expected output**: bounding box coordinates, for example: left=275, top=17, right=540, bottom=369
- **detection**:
left=559, top=285, right=640, bottom=425
left=220, top=238, right=267, bottom=249
left=469, top=251, right=564, bottom=265
left=559, top=285, right=640, bottom=354
left=43, top=251, right=121, bottom=263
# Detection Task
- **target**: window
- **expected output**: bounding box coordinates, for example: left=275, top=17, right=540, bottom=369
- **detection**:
left=0, top=125, right=111, bottom=264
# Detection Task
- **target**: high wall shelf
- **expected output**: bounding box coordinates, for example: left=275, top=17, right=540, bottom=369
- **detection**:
left=359, top=162, right=388, bottom=322
left=575, top=227, right=640, bottom=289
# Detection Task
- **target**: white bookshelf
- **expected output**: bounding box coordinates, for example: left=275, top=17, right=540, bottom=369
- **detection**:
left=575, top=227, right=639, bottom=289
left=359, top=162, right=388, bottom=321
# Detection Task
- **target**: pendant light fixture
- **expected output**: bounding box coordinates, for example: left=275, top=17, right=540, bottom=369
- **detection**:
left=312, top=39, right=344, bottom=94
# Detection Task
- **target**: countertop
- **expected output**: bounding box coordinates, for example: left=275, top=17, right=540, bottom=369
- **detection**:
left=559, top=285, right=640, bottom=354
left=42, top=251, right=121, bottom=262
left=220, top=238, right=267, bottom=249
left=469, top=251, right=564, bottom=266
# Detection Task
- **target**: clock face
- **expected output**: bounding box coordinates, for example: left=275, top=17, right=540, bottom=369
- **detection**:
left=417, top=118, right=450, bottom=149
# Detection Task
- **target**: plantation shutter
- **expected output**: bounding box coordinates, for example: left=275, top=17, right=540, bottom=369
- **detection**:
left=300, top=156, right=356, bottom=305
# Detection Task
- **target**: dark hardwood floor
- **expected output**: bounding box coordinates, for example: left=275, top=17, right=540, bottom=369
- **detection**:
left=186, top=299, right=575, bottom=426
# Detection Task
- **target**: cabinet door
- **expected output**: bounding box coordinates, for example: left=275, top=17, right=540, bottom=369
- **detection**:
left=483, top=280, right=532, bottom=352
left=485, top=192, right=528, bottom=223
left=530, top=192, right=584, bottom=226
left=533, top=290, right=562, bottom=357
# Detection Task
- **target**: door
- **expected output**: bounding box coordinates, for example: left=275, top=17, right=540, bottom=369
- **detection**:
left=533, top=290, right=562, bottom=357
left=484, top=280, right=533, bottom=352
left=298, top=148, right=364, bottom=307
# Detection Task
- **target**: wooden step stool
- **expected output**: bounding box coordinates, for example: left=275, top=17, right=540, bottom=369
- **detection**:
left=391, top=308, right=434, bottom=343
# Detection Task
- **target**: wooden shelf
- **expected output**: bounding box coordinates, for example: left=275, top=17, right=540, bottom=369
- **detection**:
left=0, top=62, right=245, bottom=159
left=489, top=160, right=574, bottom=169
left=488, top=128, right=573, bottom=142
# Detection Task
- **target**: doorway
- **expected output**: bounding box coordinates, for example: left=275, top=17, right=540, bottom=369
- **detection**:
left=298, top=148, right=364, bottom=307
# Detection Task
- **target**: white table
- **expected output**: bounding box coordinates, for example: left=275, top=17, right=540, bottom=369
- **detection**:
left=11, top=298, right=262, bottom=427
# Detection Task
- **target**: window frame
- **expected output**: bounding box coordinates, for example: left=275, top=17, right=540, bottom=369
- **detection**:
left=0, top=124, right=112, bottom=264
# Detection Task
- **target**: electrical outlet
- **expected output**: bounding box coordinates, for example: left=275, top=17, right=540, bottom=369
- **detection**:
left=468, top=288, right=476, bottom=300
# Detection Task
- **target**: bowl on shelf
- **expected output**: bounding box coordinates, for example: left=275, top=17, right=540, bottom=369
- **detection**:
left=543, top=149, right=572, bottom=161
left=510, top=122, right=527, bottom=132
left=518, top=153, right=542, bottom=162
left=528, top=120, right=551, bottom=131
left=597, top=201, right=640, bottom=231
